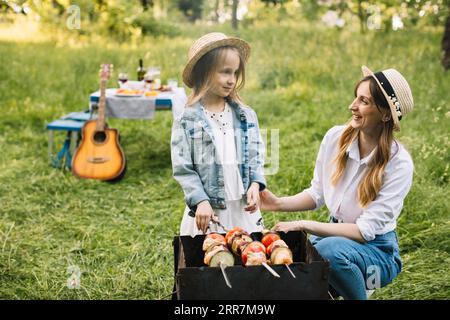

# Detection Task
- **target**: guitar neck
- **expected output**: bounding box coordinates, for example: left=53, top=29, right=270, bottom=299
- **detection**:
left=96, top=78, right=107, bottom=131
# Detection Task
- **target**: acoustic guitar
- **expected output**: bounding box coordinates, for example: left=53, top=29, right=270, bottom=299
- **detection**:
left=72, top=64, right=126, bottom=181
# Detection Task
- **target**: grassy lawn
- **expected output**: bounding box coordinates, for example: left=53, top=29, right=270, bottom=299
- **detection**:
left=0, top=22, right=449, bottom=299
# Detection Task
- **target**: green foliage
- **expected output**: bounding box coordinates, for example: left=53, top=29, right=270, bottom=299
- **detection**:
left=259, top=66, right=296, bottom=89
left=260, top=0, right=290, bottom=6
left=98, top=4, right=136, bottom=41
left=132, top=11, right=180, bottom=37
left=2, top=0, right=449, bottom=36
left=176, top=0, right=204, bottom=22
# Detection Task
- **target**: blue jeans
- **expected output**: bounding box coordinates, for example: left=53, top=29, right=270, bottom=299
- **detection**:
left=310, top=231, right=402, bottom=300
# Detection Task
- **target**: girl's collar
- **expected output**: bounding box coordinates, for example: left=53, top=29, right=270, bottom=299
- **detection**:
left=200, top=98, right=226, bottom=113
left=189, top=98, right=245, bottom=121
left=202, top=103, right=229, bottom=114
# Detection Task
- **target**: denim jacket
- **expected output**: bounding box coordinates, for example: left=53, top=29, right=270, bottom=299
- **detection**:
left=171, top=99, right=266, bottom=213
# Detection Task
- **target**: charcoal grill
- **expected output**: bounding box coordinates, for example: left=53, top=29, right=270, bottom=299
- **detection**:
left=172, top=231, right=330, bottom=300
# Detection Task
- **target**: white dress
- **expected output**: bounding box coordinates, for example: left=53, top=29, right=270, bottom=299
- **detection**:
left=179, top=103, right=264, bottom=236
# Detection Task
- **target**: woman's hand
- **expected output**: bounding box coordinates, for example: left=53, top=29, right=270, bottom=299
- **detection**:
left=272, top=220, right=305, bottom=233
left=195, top=201, right=215, bottom=233
left=245, top=182, right=261, bottom=213
left=273, top=220, right=365, bottom=243
left=259, top=189, right=281, bottom=211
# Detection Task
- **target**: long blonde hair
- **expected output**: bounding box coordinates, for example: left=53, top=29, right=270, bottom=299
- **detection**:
left=331, top=77, right=397, bottom=207
left=186, top=46, right=246, bottom=106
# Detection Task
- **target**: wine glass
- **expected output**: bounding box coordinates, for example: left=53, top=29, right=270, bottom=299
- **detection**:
left=118, top=72, right=128, bottom=88
left=167, top=78, right=178, bottom=90
left=148, top=67, right=161, bottom=90
left=143, top=72, right=154, bottom=91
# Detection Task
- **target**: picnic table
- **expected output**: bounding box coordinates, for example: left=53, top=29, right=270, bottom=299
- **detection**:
left=89, top=87, right=187, bottom=120
left=47, top=87, right=187, bottom=171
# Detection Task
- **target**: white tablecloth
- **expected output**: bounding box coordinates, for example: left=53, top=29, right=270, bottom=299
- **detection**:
left=89, top=87, right=187, bottom=120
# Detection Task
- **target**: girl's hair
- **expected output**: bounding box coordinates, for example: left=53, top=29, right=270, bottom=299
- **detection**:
left=186, top=46, right=246, bottom=106
left=331, top=76, right=397, bottom=207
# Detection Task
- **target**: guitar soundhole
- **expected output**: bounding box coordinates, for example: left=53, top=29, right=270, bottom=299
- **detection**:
left=93, top=131, right=107, bottom=143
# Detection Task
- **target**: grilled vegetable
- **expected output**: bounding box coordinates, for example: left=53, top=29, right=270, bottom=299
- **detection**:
left=231, top=233, right=252, bottom=255
left=210, top=250, right=235, bottom=267
left=261, top=230, right=281, bottom=248
left=202, top=233, right=226, bottom=251
left=202, top=233, right=235, bottom=288
left=267, top=239, right=288, bottom=256
left=241, top=241, right=266, bottom=266
left=225, top=227, right=245, bottom=247
left=203, top=234, right=234, bottom=267
left=271, top=247, right=293, bottom=265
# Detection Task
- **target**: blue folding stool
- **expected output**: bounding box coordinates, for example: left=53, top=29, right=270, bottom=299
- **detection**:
left=46, top=111, right=96, bottom=170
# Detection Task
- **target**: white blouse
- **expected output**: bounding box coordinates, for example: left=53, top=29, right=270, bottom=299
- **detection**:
left=304, top=125, right=414, bottom=241
left=202, top=103, right=245, bottom=201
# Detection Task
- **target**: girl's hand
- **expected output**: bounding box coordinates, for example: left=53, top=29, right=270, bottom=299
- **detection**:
left=259, top=189, right=281, bottom=211
left=272, top=221, right=305, bottom=233
left=196, top=201, right=215, bottom=233
left=245, top=182, right=260, bottom=213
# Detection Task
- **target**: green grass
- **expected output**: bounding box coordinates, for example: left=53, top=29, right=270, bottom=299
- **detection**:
left=0, top=21, right=449, bottom=299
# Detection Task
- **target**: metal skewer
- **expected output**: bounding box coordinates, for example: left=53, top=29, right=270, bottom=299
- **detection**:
left=259, top=220, right=295, bottom=278
left=210, top=218, right=229, bottom=233
left=328, top=291, right=335, bottom=300
left=261, top=262, right=280, bottom=278
left=285, top=264, right=296, bottom=278
left=219, top=262, right=232, bottom=289
left=189, top=209, right=229, bottom=233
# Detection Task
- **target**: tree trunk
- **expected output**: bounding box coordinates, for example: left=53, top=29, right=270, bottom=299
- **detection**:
left=141, top=0, right=153, bottom=11
left=213, top=0, right=220, bottom=23
left=231, top=0, right=238, bottom=30
left=358, top=0, right=365, bottom=34
left=442, top=8, right=450, bottom=70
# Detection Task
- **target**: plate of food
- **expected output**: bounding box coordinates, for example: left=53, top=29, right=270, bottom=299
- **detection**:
left=115, top=88, right=144, bottom=97
left=144, top=91, right=159, bottom=97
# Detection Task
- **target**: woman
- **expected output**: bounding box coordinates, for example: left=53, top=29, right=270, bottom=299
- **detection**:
left=260, top=66, right=414, bottom=300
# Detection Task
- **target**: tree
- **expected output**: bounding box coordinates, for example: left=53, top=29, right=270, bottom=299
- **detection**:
left=213, top=0, right=220, bottom=22
left=177, top=0, right=204, bottom=22
left=231, top=0, right=238, bottom=29
left=260, top=0, right=288, bottom=5
left=356, top=0, right=366, bottom=33
left=141, top=0, right=154, bottom=11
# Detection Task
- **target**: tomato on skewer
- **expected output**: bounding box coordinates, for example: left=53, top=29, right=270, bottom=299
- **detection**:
left=261, top=230, right=281, bottom=248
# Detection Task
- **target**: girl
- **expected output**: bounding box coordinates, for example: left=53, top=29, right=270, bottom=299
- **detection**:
left=171, top=32, right=266, bottom=236
left=260, top=66, right=414, bottom=300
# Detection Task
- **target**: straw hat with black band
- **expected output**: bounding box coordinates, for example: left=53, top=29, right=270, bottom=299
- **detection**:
left=182, top=32, right=251, bottom=88
left=361, top=65, right=414, bottom=131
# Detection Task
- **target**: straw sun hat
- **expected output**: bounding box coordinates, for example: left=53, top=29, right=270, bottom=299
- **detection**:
left=361, top=65, right=414, bottom=131
left=182, top=32, right=251, bottom=88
